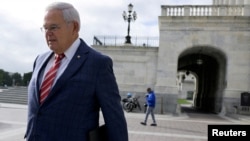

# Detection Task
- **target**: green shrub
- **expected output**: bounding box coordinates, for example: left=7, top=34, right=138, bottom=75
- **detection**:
left=177, top=99, right=191, bottom=104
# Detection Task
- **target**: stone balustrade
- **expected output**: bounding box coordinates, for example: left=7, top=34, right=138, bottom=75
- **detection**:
left=161, top=5, right=248, bottom=16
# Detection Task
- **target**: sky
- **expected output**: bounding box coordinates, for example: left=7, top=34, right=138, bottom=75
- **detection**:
left=0, top=0, right=212, bottom=75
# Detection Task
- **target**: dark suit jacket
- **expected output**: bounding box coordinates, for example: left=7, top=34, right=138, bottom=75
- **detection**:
left=25, top=39, right=128, bottom=141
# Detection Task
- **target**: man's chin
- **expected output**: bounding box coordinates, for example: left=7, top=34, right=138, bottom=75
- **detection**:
left=48, top=45, right=57, bottom=52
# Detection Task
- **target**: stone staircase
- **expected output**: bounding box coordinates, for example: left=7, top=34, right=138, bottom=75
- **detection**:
left=0, top=87, right=28, bottom=105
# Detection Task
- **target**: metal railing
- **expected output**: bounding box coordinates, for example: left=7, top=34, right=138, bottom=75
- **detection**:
left=161, top=5, right=245, bottom=16
left=93, top=35, right=159, bottom=47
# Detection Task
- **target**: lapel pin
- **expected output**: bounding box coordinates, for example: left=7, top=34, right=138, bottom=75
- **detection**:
left=77, top=55, right=81, bottom=59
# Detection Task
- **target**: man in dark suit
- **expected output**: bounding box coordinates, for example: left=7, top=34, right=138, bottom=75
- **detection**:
left=25, top=2, right=128, bottom=141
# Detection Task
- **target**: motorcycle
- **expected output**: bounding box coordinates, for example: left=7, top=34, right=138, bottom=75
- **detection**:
left=122, top=95, right=141, bottom=112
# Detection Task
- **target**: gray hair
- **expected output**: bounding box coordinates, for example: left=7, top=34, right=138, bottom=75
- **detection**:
left=45, top=2, right=81, bottom=30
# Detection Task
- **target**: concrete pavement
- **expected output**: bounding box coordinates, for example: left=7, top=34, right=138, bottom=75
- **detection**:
left=0, top=103, right=249, bottom=141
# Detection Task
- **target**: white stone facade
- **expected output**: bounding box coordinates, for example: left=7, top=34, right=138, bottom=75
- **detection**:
left=93, top=2, right=250, bottom=115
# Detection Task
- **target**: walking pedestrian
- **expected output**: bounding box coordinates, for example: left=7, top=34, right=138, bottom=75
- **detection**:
left=140, top=87, right=157, bottom=126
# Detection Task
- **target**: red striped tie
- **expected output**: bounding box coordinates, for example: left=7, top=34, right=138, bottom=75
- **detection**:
left=40, top=54, right=65, bottom=104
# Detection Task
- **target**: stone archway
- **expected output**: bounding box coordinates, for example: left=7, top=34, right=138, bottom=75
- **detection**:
left=177, top=46, right=227, bottom=113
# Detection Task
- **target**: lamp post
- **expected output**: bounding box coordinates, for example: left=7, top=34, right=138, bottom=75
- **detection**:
left=122, top=3, right=137, bottom=44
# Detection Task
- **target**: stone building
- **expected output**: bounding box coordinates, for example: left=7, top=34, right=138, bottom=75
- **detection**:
left=93, top=0, right=250, bottom=115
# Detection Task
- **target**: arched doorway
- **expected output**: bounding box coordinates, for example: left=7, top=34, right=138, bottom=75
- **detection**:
left=177, top=46, right=227, bottom=113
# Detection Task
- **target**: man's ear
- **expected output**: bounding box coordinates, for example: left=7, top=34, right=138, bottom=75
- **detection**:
left=72, top=21, right=80, bottom=33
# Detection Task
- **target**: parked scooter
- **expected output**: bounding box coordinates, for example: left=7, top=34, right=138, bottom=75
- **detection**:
left=122, top=93, right=141, bottom=112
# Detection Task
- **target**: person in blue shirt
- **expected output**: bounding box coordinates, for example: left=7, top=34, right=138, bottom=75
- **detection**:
left=141, top=87, right=157, bottom=126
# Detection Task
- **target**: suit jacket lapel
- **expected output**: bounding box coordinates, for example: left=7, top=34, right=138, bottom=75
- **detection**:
left=34, top=52, right=54, bottom=105
left=47, top=40, right=89, bottom=100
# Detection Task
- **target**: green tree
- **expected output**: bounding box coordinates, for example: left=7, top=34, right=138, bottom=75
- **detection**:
left=2, top=71, right=12, bottom=86
left=0, top=69, right=33, bottom=86
left=23, top=72, right=32, bottom=86
left=11, top=73, right=22, bottom=86
left=0, top=69, right=4, bottom=86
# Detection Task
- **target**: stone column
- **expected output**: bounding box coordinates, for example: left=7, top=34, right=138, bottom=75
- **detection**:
left=219, top=6, right=227, bottom=16
left=243, top=4, right=250, bottom=16
left=213, top=0, right=219, bottom=5
left=214, top=0, right=235, bottom=5
left=244, top=0, right=250, bottom=5
left=183, top=6, right=190, bottom=16
left=224, top=0, right=229, bottom=5
left=237, top=0, right=244, bottom=5
left=229, top=0, right=236, bottom=5
left=220, top=0, right=225, bottom=5
left=213, top=0, right=215, bottom=5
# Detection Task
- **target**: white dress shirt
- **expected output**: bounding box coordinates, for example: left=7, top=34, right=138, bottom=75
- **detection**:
left=41, top=38, right=80, bottom=88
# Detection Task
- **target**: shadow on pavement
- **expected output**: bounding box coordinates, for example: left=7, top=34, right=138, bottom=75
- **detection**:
left=180, top=105, right=229, bottom=121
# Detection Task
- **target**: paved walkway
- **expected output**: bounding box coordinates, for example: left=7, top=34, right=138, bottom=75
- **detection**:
left=0, top=103, right=249, bottom=141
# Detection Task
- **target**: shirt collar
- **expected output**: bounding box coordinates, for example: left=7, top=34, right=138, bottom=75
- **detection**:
left=63, top=38, right=80, bottom=61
